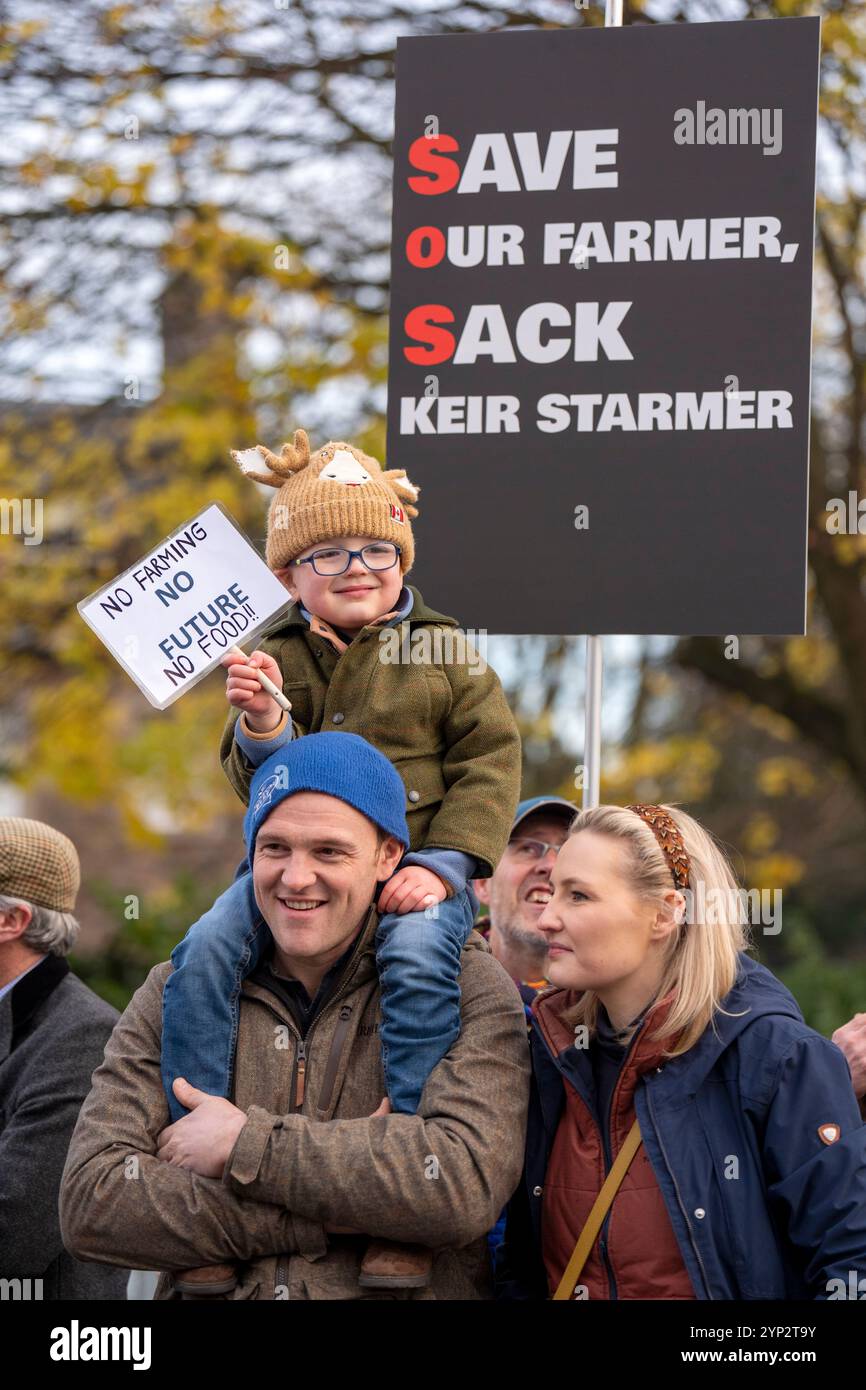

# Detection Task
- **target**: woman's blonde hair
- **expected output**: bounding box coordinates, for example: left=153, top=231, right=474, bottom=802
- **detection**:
left=562, top=804, right=751, bottom=1056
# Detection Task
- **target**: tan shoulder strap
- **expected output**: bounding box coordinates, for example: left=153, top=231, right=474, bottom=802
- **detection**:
left=551, top=1117, right=643, bottom=1301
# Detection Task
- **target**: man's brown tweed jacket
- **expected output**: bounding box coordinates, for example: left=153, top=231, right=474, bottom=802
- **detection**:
left=59, top=906, right=530, bottom=1300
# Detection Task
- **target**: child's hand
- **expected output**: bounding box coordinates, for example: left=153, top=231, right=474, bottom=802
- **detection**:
left=220, top=648, right=284, bottom=733
left=377, top=866, right=448, bottom=916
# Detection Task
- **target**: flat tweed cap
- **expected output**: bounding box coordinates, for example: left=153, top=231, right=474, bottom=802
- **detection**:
left=0, top=818, right=81, bottom=913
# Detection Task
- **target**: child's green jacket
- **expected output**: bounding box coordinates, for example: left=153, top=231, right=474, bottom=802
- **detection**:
left=219, top=584, right=522, bottom=877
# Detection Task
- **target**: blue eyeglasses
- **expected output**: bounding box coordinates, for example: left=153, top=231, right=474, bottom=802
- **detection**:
left=293, top=542, right=402, bottom=577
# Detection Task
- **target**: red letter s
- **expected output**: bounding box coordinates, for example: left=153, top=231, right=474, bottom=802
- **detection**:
left=407, top=135, right=460, bottom=195
left=404, top=305, right=455, bottom=364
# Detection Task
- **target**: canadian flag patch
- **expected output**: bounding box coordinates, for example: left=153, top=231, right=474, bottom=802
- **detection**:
left=389, top=504, right=405, bottom=523
left=818, top=1123, right=841, bottom=1145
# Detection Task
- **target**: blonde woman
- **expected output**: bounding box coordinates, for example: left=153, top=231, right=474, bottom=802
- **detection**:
left=495, top=804, right=866, bottom=1300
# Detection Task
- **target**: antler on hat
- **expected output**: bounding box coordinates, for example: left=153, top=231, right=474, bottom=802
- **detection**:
left=231, top=428, right=311, bottom=487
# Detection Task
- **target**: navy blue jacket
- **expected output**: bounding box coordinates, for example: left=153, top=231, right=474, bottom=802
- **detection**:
left=496, top=953, right=866, bottom=1300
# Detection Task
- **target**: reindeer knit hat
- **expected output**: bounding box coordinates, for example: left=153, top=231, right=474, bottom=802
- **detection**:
left=232, top=429, right=420, bottom=574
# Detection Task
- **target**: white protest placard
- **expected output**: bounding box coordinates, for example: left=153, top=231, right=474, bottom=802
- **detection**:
left=78, top=502, right=293, bottom=709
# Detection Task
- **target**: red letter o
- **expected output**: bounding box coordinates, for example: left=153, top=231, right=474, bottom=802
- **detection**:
left=406, top=226, right=446, bottom=268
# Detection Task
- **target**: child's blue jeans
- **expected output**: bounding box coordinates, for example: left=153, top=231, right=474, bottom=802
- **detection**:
left=161, top=866, right=478, bottom=1123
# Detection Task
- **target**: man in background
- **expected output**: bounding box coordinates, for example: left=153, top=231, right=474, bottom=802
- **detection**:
left=474, top=794, right=577, bottom=1264
left=0, top=817, right=128, bottom=1299
left=474, top=795, right=578, bottom=1017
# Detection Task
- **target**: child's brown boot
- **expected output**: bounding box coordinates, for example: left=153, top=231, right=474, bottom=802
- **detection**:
left=358, top=1238, right=433, bottom=1289
left=172, top=1262, right=238, bottom=1297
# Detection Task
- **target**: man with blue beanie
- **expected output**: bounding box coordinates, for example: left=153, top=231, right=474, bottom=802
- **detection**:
left=60, top=734, right=530, bottom=1301
left=161, top=731, right=481, bottom=1289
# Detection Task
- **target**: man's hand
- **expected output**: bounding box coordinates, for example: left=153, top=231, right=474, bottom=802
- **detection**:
left=377, top=865, right=448, bottom=916
left=156, top=1079, right=248, bottom=1178
left=832, top=1012, right=866, bottom=1099
left=324, top=1099, right=392, bottom=1235
left=220, top=648, right=284, bottom=733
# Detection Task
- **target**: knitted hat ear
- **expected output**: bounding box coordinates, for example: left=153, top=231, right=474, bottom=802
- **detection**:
left=381, top=469, right=420, bottom=518
left=231, top=428, right=312, bottom=488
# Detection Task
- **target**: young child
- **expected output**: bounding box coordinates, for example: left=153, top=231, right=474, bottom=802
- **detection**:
left=160, top=427, right=522, bottom=1293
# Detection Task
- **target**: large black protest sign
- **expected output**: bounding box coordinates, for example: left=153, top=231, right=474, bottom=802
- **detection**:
left=386, top=18, right=820, bottom=634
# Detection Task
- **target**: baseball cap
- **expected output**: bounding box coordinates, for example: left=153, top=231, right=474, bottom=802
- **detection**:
left=510, top=796, right=578, bottom=837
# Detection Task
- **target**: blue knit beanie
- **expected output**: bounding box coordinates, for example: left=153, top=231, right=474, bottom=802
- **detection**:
left=244, top=732, right=410, bottom=854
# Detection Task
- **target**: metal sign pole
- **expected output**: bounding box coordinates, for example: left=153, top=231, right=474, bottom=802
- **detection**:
left=582, top=0, right=621, bottom=810
left=583, top=634, right=604, bottom=809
